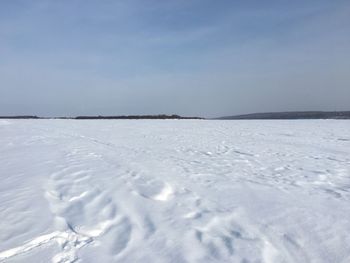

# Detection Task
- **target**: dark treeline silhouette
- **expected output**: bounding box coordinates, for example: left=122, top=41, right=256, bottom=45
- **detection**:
left=74, top=115, right=202, bottom=120
left=218, top=111, right=350, bottom=120
left=0, top=115, right=202, bottom=120
left=2, top=111, right=350, bottom=120
left=0, top=115, right=39, bottom=119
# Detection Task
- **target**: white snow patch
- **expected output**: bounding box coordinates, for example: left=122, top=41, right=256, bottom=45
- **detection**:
left=0, top=120, right=350, bottom=262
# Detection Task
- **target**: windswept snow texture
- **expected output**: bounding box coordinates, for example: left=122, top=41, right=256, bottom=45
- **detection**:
left=0, top=120, right=350, bottom=263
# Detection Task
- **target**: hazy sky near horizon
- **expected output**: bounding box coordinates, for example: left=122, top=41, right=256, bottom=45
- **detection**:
left=0, top=0, right=349, bottom=117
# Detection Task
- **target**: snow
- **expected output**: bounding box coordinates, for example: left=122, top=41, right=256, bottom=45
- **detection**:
left=0, top=119, right=349, bottom=263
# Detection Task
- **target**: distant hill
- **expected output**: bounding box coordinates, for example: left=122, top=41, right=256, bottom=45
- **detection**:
left=218, top=111, right=350, bottom=120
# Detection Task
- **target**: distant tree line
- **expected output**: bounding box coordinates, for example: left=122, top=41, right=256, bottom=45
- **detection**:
left=2, top=111, right=350, bottom=120
left=0, top=115, right=40, bottom=119
left=218, top=111, right=350, bottom=120
left=74, top=115, right=203, bottom=120
left=0, top=115, right=203, bottom=120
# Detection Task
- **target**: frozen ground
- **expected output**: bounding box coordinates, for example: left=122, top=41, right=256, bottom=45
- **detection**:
left=0, top=119, right=349, bottom=263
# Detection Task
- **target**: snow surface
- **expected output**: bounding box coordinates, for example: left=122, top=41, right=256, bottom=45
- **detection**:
left=0, top=119, right=349, bottom=263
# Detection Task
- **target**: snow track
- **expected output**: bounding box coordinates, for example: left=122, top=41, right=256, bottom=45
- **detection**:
left=0, top=120, right=350, bottom=262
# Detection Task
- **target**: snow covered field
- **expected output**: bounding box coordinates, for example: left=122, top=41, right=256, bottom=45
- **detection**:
left=0, top=119, right=349, bottom=263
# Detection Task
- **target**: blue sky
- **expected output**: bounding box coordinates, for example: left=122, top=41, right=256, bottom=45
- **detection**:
left=0, top=0, right=349, bottom=117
